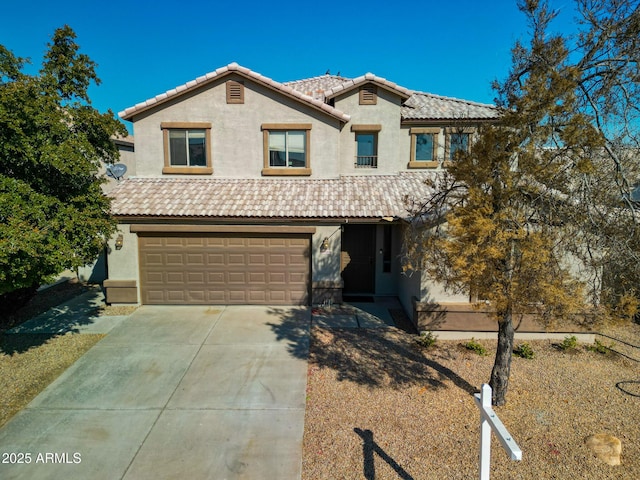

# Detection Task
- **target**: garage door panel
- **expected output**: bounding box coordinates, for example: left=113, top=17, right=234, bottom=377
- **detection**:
left=165, top=254, right=184, bottom=265
left=142, top=253, right=164, bottom=266
left=141, top=237, right=163, bottom=248
left=228, top=272, right=246, bottom=284
left=228, top=254, right=246, bottom=265
left=207, top=291, right=226, bottom=302
left=165, top=237, right=184, bottom=247
left=288, top=254, right=307, bottom=266
left=167, top=290, right=186, bottom=302
left=187, top=290, right=206, bottom=302
left=185, top=237, right=205, bottom=247
left=268, top=272, right=286, bottom=284
left=144, top=271, right=164, bottom=284
left=207, top=272, right=225, bottom=283
left=229, top=290, right=247, bottom=302
left=186, top=253, right=205, bottom=265
left=248, top=254, right=267, bottom=265
left=139, top=233, right=310, bottom=305
left=268, top=253, right=286, bottom=265
left=186, top=272, right=205, bottom=284
left=207, top=253, right=224, bottom=266
left=166, top=272, right=185, bottom=284
left=248, top=290, right=267, bottom=302
left=248, top=238, right=268, bottom=247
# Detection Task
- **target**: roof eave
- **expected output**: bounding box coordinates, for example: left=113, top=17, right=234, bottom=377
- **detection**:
left=401, top=117, right=499, bottom=124
left=325, top=75, right=413, bottom=101
left=119, top=63, right=351, bottom=124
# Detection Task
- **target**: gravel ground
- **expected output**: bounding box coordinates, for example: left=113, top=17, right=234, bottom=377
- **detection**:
left=0, top=333, right=103, bottom=428
left=0, top=282, right=125, bottom=428
left=302, top=322, right=640, bottom=480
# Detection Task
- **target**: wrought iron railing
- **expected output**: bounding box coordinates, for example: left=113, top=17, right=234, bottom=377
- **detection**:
left=354, top=156, right=378, bottom=168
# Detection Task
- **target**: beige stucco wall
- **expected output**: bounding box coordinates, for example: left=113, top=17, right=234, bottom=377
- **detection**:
left=102, top=140, right=136, bottom=193
left=130, top=74, right=343, bottom=179
left=312, top=225, right=342, bottom=283
left=334, top=88, right=406, bottom=175
left=106, top=228, right=140, bottom=282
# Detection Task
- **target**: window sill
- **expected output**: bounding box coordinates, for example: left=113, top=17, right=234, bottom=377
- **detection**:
left=162, top=166, right=213, bottom=175
left=408, top=161, right=439, bottom=169
left=262, top=168, right=312, bottom=176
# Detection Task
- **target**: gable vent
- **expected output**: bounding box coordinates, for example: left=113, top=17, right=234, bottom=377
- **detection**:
left=226, top=80, right=244, bottom=104
left=359, top=84, right=377, bottom=105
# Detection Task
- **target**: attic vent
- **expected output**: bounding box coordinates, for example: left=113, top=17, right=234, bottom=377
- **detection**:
left=359, top=84, right=377, bottom=105
left=226, top=80, right=244, bottom=104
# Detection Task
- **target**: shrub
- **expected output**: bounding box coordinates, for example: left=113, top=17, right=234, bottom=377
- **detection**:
left=558, top=335, right=578, bottom=351
left=416, top=331, right=438, bottom=349
left=586, top=338, right=614, bottom=355
left=463, top=338, right=488, bottom=356
left=513, top=342, right=535, bottom=359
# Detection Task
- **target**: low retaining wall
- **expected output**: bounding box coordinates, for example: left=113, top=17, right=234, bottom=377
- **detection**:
left=412, top=298, right=596, bottom=336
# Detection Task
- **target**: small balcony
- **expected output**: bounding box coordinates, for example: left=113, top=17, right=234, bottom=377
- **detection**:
left=354, top=156, right=378, bottom=168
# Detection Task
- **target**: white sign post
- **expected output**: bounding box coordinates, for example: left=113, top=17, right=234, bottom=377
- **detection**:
left=474, top=384, right=522, bottom=480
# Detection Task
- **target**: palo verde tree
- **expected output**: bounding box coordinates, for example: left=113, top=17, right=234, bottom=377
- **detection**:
left=404, top=0, right=640, bottom=405
left=0, top=26, right=127, bottom=312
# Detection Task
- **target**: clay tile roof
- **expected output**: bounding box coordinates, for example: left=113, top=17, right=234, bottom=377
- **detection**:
left=283, top=74, right=352, bottom=101
left=108, top=172, right=433, bottom=220
left=118, top=63, right=351, bottom=123
left=322, top=73, right=413, bottom=100
left=402, top=92, right=498, bottom=120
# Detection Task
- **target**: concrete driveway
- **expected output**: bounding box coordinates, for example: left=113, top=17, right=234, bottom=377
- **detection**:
left=0, top=305, right=310, bottom=480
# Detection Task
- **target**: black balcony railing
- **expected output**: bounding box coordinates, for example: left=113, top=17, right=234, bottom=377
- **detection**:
left=354, top=156, right=378, bottom=168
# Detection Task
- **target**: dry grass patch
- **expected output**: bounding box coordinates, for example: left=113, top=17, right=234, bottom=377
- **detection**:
left=0, top=333, right=104, bottom=427
left=303, top=324, right=640, bottom=480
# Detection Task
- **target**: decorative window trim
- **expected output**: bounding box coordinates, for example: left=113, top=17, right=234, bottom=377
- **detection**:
left=161, top=122, right=212, bottom=175
left=350, top=124, right=382, bottom=132
left=359, top=84, right=377, bottom=105
left=408, top=127, right=440, bottom=168
left=261, top=123, right=312, bottom=176
left=444, top=127, right=475, bottom=165
left=352, top=126, right=380, bottom=169
left=226, top=80, right=244, bottom=104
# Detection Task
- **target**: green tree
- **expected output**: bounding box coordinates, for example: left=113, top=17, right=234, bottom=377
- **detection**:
left=0, top=26, right=126, bottom=311
left=405, top=0, right=640, bottom=405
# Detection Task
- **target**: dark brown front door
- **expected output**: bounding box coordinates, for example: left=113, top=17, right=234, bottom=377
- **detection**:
left=341, top=224, right=376, bottom=294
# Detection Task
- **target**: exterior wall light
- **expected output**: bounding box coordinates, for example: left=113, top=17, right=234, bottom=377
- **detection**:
left=115, top=234, right=124, bottom=250
left=320, top=237, right=329, bottom=252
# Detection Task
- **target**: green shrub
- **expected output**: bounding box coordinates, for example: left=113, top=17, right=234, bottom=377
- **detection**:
left=416, top=331, right=438, bottom=349
left=463, top=338, right=488, bottom=356
left=558, top=335, right=578, bottom=351
left=586, top=338, right=613, bottom=354
left=513, top=342, right=535, bottom=359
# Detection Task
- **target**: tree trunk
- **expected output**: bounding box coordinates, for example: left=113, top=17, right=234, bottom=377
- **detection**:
left=489, top=308, right=515, bottom=406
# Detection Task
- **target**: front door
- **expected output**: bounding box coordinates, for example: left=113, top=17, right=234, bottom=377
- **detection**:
left=341, top=224, right=376, bottom=294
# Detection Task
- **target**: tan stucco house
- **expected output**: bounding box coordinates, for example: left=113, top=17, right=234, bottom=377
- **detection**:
left=104, top=62, right=498, bottom=326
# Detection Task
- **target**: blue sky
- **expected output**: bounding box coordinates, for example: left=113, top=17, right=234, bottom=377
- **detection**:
left=1, top=1, right=577, bottom=133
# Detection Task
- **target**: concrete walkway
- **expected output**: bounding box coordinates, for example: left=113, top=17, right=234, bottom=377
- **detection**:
left=0, top=303, right=310, bottom=480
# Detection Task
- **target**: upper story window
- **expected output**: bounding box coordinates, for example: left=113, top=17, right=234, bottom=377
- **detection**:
left=359, top=84, right=377, bottom=105
left=352, top=124, right=381, bottom=168
left=409, top=127, right=440, bottom=168
left=261, top=124, right=312, bottom=176
left=161, top=122, right=212, bottom=175
left=445, top=127, right=475, bottom=163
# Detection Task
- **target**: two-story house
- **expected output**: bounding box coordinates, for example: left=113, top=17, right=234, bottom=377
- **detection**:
left=104, top=63, right=498, bottom=328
